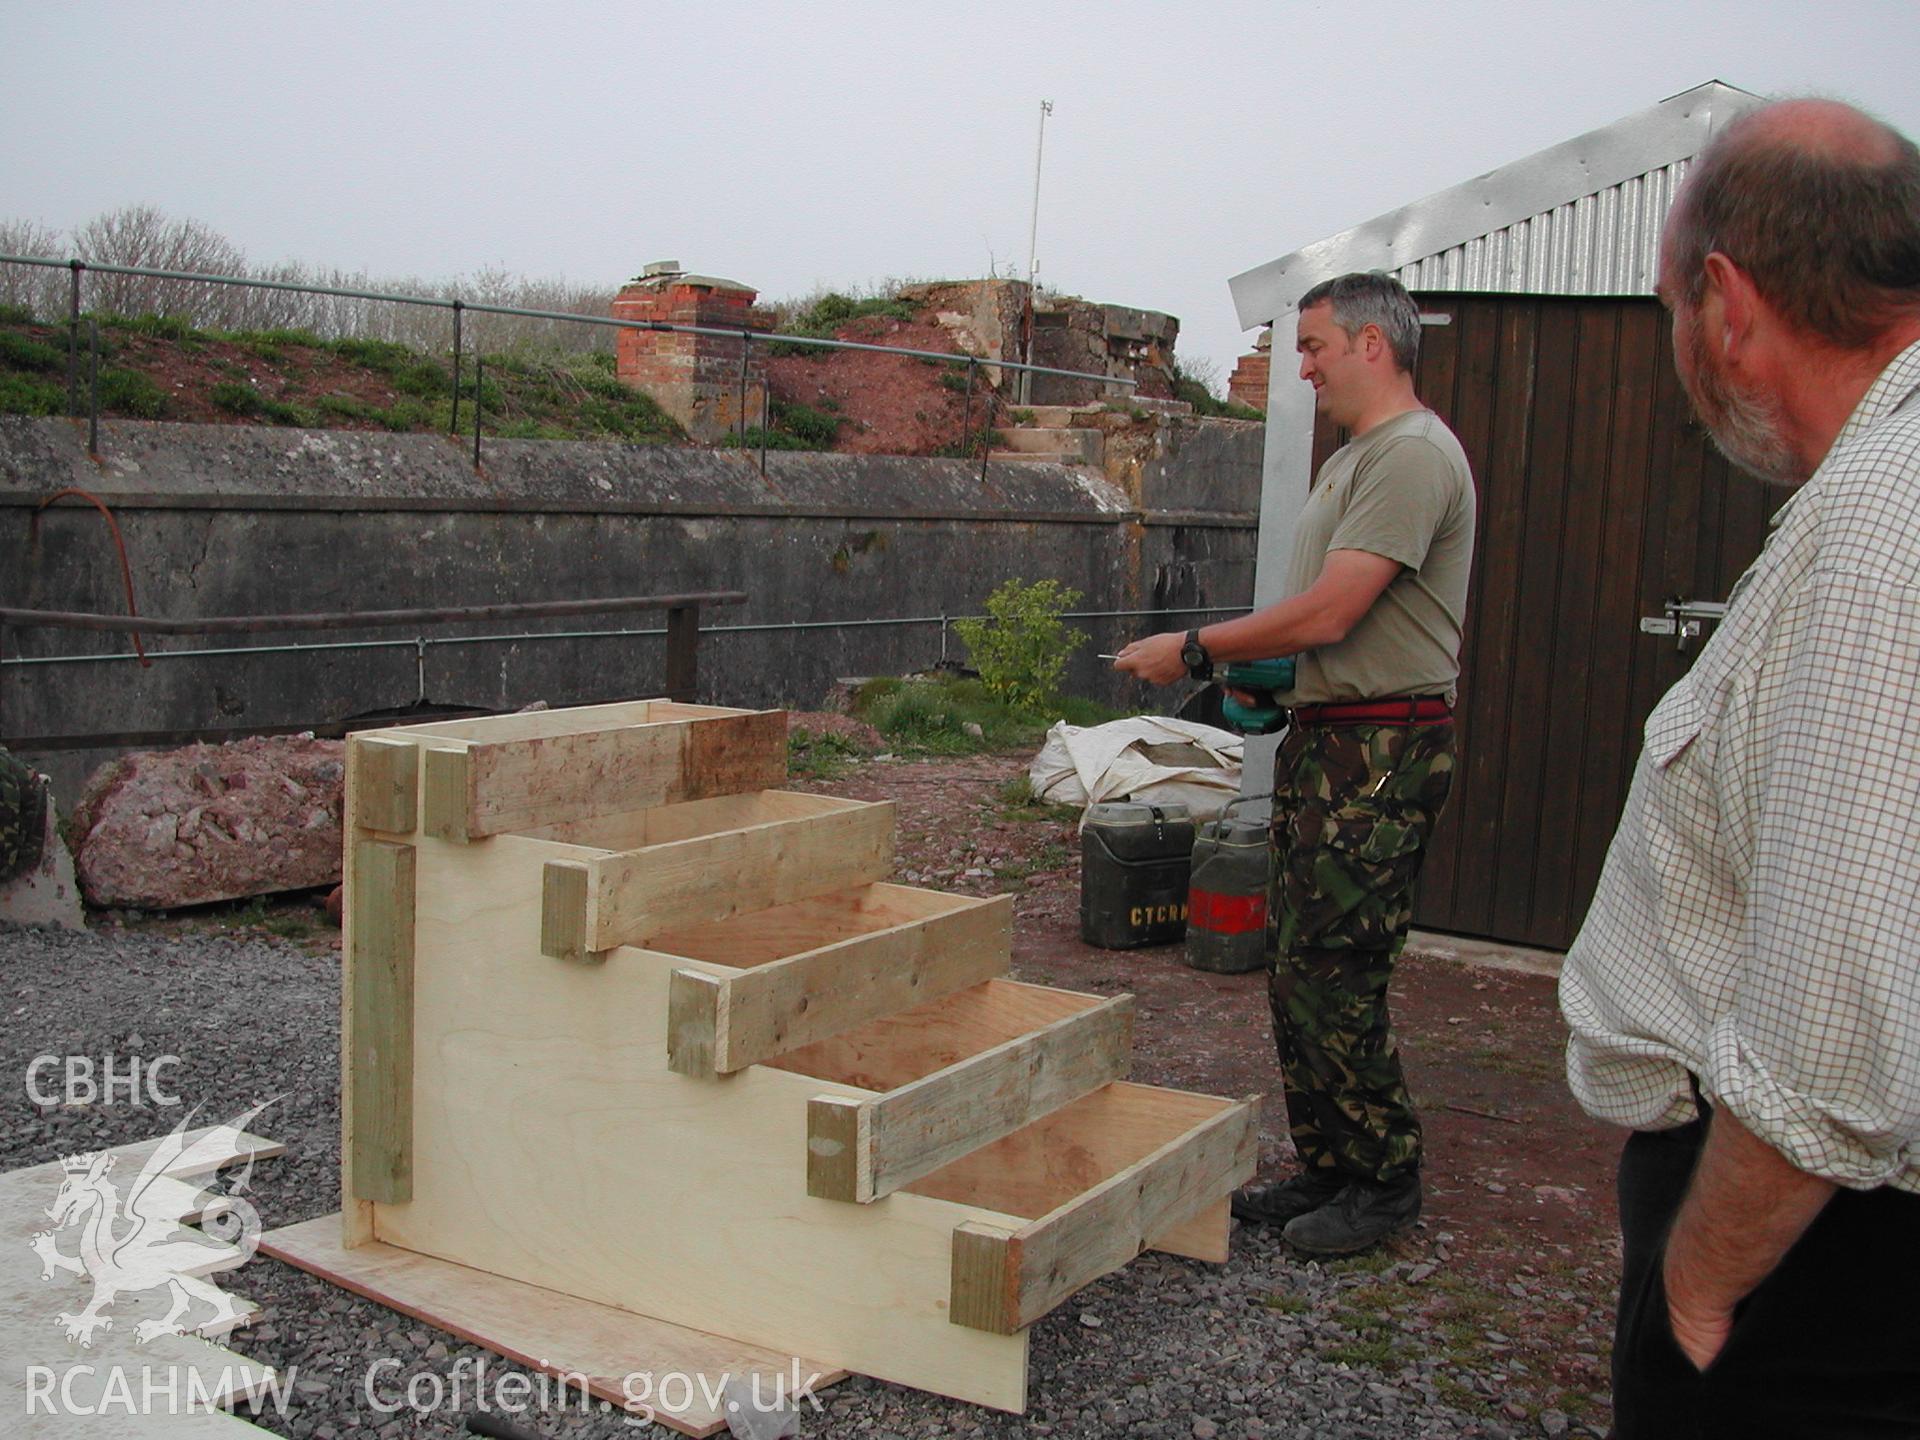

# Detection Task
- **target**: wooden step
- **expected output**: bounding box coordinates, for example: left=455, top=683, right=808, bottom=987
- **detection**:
left=935, top=1083, right=1259, bottom=1335
left=537, top=790, right=895, bottom=960
left=777, top=977, right=1134, bottom=1203
left=662, top=883, right=1012, bottom=1076
left=385, top=699, right=786, bottom=844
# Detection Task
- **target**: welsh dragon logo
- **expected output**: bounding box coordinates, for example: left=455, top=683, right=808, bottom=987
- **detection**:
left=27, top=1101, right=276, bottom=1347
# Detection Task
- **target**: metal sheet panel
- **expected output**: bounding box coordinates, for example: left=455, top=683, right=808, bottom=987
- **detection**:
left=1391, top=162, right=1687, bottom=296
left=1230, top=80, right=1764, bottom=324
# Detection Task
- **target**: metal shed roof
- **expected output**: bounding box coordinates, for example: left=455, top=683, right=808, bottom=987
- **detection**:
left=1228, top=80, right=1765, bottom=328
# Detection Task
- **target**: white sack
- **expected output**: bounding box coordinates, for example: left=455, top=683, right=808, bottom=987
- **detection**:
left=1028, top=717, right=1245, bottom=823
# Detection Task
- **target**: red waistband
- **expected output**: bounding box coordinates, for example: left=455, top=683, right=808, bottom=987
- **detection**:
left=1290, top=696, right=1453, bottom=726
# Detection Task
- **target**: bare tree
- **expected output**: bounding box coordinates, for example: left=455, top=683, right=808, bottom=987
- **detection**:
left=3, top=204, right=620, bottom=355
left=0, top=218, right=65, bottom=319
left=71, top=205, right=249, bottom=325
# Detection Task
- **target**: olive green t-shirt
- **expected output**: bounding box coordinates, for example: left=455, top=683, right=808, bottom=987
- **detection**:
left=1283, top=407, right=1476, bottom=704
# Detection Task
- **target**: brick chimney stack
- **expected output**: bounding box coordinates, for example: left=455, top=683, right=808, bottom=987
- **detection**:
left=613, top=262, right=774, bottom=443
left=1226, top=327, right=1272, bottom=415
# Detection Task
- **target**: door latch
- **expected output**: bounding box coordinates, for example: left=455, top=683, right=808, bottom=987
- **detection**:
left=1640, top=599, right=1728, bottom=653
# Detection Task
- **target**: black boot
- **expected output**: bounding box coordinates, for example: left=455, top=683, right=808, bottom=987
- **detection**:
left=1281, top=1173, right=1421, bottom=1255
left=1229, top=1167, right=1347, bottom=1227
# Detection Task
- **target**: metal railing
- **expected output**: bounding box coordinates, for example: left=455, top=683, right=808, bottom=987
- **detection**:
left=0, top=591, right=746, bottom=749
left=0, top=601, right=1249, bottom=751
left=0, top=254, right=1136, bottom=476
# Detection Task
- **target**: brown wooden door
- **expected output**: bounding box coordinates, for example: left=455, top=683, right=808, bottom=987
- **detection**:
left=1310, top=294, right=1771, bottom=950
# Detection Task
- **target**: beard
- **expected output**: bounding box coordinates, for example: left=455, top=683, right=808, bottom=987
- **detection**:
left=1683, top=318, right=1807, bottom=486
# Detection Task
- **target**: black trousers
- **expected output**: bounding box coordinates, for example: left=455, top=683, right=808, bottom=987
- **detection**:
left=1613, top=1115, right=1920, bottom=1439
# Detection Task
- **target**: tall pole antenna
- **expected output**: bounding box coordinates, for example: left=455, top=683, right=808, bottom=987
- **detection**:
left=1020, top=99, right=1053, bottom=404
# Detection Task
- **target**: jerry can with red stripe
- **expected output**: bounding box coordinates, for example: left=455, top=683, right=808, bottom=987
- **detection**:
left=1185, top=800, right=1270, bottom=974
left=1080, top=801, right=1195, bottom=950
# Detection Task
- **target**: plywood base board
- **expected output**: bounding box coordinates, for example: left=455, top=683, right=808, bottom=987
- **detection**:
left=260, top=1217, right=846, bottom=1439
left=2, top=1127, right=284, bottom=1437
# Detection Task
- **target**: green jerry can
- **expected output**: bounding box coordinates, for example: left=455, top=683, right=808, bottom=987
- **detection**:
left=1185, top=798, right=1271, bottom=973
left=1080, top=801, right=1196, bottom=950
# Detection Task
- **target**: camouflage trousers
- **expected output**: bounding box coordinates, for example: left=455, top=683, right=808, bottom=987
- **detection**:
left=0, top=746, right=49, bottom=884
left=1266, top=719, right=1455, bottom=1184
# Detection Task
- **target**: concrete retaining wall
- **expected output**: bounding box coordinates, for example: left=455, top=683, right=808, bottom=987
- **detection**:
left=1, top=417, right=1260, bottom=803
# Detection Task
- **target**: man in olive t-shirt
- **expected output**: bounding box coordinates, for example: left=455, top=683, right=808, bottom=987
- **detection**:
left=1116, top=271, right=1474, bottom=1255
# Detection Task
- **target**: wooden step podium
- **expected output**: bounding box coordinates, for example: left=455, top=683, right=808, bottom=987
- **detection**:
left=262, top=699, right=1256, bottom=1435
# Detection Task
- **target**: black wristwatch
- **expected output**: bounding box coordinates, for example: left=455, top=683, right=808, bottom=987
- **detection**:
left=1180, top=629, right=1214, bottom=681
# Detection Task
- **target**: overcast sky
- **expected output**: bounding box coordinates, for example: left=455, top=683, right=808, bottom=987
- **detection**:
left=6, top=1, right=1919, bottom=385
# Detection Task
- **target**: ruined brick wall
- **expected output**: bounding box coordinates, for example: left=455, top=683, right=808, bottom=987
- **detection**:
left=898, top=280, right=1027, bottom=389
left=613, top=270, right=774, bottom=442
left=1029, top=299, right=1178, bottom=406
left=1228, top=333, right=1271, bottom=415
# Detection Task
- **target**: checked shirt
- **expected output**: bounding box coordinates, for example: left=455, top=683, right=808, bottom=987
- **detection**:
left=1562, top=340, right=1920, bottom=1193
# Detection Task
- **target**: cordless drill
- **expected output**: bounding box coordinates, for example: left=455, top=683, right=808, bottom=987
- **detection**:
left=1219, top=657, right=1296, bottom=734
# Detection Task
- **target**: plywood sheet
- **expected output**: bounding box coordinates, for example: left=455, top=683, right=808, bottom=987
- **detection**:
left=379, top=831, right=1031, bottom=1412
left=261, top=1217, right=844, bottom=1439
left=0, top=1129, right=282, bottom=1437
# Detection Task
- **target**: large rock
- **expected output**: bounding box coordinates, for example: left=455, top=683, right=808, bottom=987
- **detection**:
left=0, top=755, right=84, bottom=931
left=72, top=736, right=345, bottom=909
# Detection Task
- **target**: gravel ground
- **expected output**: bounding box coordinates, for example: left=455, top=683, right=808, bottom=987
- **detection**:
left=1, top=912, right=1600, bottom=1440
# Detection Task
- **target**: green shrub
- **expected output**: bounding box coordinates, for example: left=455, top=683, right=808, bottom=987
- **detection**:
left=106, top=313, right=199, bottom=342
left=380, top=399, right=435, bottom=431
left=223, top=326, right=323, bottom=350
left=0, top=372, right=64, bottom=415
left=210, top=380, right=263, bottom=416
left=316, top=393, right=379, bottom=421
left=718, top=397, right=840, bottom=451
left=720, top=426, right=812, bottom=451
left=863, top=680, right=973, bottom=749
left=1170, top=358, right=1265, bottom=421
left=787, top=727, right=867, bottom=780
left=96, top=367, right=167, bottom=418
left=0, top=331, right=63, bottom=372
left=578, top=393, right=678, bottom=443
left=258, top=396, right=313, bottom=426
left=773, top=398, right=839, bottom=447
left=768, top=292, right=917, bottom=356
left=330, top=336, right=417, bottom=371
left=0, top=302, right=38, bottom=325
left=490, top=419, right=545, bottom=439
left=451, top=373, right=502, bottom=412
left=953, top=578, right=1087, bottom=716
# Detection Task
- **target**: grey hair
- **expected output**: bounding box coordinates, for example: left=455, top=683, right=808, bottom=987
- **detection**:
left=1297, top=271, right=1421, bottom=372
left=1668, top=101, right=1920, bottom=348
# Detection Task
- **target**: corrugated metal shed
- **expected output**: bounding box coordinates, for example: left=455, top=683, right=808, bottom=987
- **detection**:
left=1230, top=81, right=1763, bottom=325
left=1390, top=160, right=1685, bottom=295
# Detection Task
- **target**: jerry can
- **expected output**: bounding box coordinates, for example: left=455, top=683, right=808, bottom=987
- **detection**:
left=1080, top=801, right=1195, bottom=949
